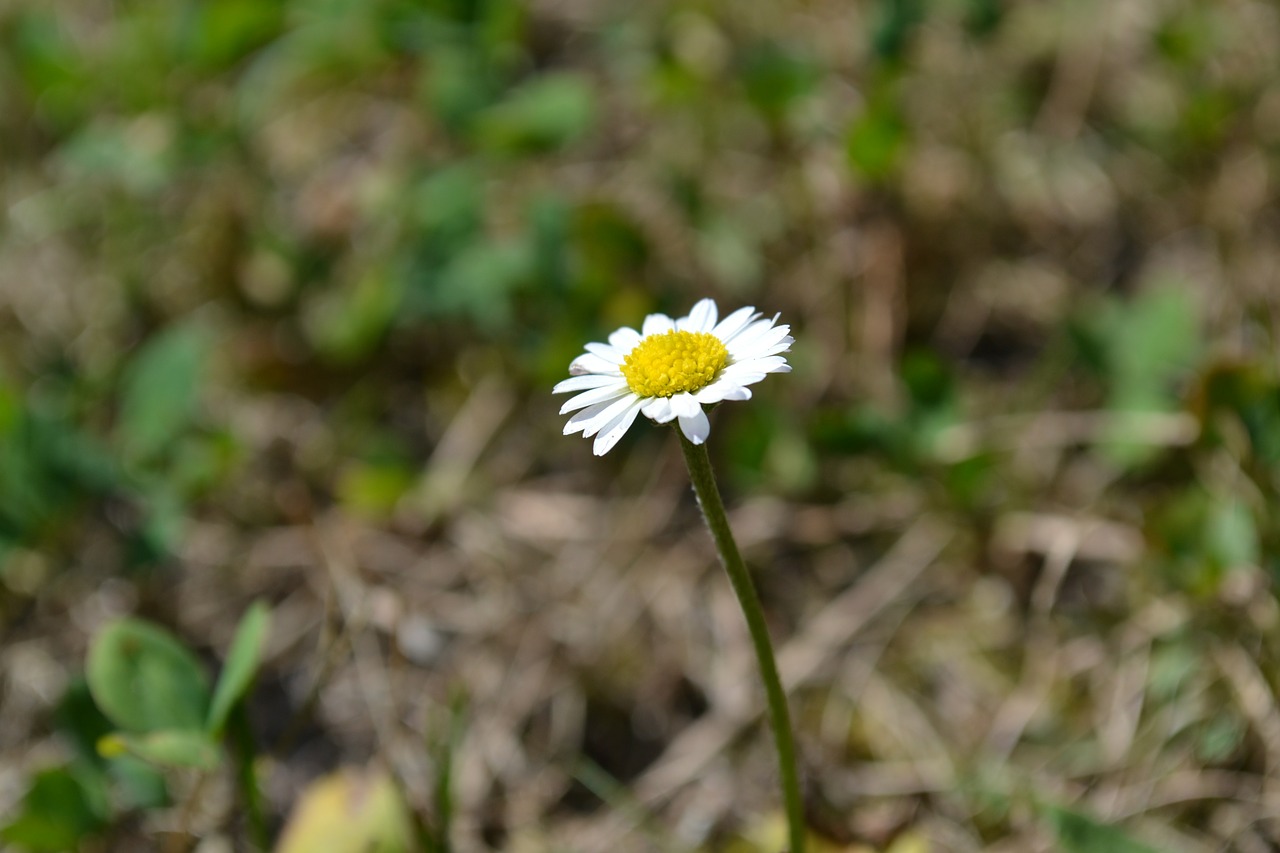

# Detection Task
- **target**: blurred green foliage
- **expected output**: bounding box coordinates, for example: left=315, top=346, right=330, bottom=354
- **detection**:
left=5, top=606, right=272, bottom=850
left=3, top=0, right=1280, bottom=848
left=1041, top=805, right=1160, bottom=853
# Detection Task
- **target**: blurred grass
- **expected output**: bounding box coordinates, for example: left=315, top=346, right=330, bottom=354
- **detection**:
left=4, top=0, right=1280, bottom=850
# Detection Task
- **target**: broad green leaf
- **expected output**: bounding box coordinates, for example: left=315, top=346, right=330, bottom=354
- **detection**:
left=410, top=165, right=484, bottom=240
left=116, top=323, right=210, bottom=465
left=87, top=618, right=210, bottom=733
left=872, top=0, right=925, bottom=61
left=0, top=393, right=120, bottom=544
left=476, top=73, right=596, bottom=154
left=99, top=730, right=220, bottom=771
left=1091, top=285, right=1200, bottom=465
left=1205, top=500, right=1258, bottom=569
left=55, top=117, right=177, bottom=195
left=1043, top=805, right=1160, bottom=853
left=1194, top=362, right=1280, bottom=464
left=109, top=755, right=170, bottom=811
left=10, top=11, right=93, bottom=129
left=304, top=273, right=402, bottom=363
left=1109, top=286, right=1199, bottom=410
left=424, top=46, right=499, bottom=130
left=430, top=239, right=534, bottom=330
left=207, top=601, right=272, bottom=736
left=740, top=42, right=820, bottom=120
left=189, top=0, right=284, bottom=69
left=53, top=678, right=169, bottom=809
left=0, top=766, right=107, bottom=853
left=846, top=98, right=907, bottom=180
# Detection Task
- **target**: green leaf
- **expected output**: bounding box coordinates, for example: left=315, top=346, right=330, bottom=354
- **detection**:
left=1089, top=286, right=1200, bottom=466
left=424, top=46, right=500, bottom=130
left=1109, top=286, right=1200, bottom=409
left=206, top=601, right=271, bottom=736
left=304, top=273, right=402, bottom=363
left=872, top=0, right=925, bottom=61
left=10, top=11, right=93, bottom=129
left=98, top=730, right=221, bottom=771
left=116, top=323, right=210, bottom=465
left=55, top=117, right=177, bottom=195
left=1146, top=641, right=1200, bottom=702
left=337, top=463, right=416, bottom=517
left=187, top=0, right=284, bottom=69
left=1197, top=715, right=1245, bottom=764
left=0, top=391, right=120, bottom=544
left=1205, top=500, right=1258, bottom=569
left=410, top=165, right=484, bottom=240
left=109, top=755, right=170, bottom=810
left=53, top=678, right=170, bottom=809
left=740, top=42, right=820, bottom=120
left=422, top=238, right=534, bottom=330
left=1194, top=362, right=1280, bottom=464
left=0, top=766, right=107, bottom=852
left=1042, top=805, right=1160, bottom=853
left=475, top=73, right=596, bottom=154
left=86, top=618, right=211, bottom=733
left=845, top=97, right=906, bottom=180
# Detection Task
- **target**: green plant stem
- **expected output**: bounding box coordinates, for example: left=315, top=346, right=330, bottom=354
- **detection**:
left=677, top=431, right=805, bottom=853
left=229, top=707, right=269, bottom=851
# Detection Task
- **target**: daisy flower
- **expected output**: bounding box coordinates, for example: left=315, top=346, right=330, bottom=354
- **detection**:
left=554, top=298, right=793, bottom=455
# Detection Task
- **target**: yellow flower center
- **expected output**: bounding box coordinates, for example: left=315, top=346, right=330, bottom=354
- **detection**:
left=620, top=330, right=728, bottom=397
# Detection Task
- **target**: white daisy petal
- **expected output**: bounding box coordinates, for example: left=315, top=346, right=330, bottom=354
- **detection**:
left=725, top=317, right=782, bottom=355
left=581, top=394, right=642, bottom=438
left=722, top=317, right=771, bottom=348
left=678, top=409, right=711, bottom=445
left=642, top=397, right=675, bottom=423
left=642, top=313, right=675, bottom=336
left=593, top=398, right=645, bottom=456
left=570, top=353, right=622, bottom=376
left=718, top=371, right=767, bottom=387
left=669, top=392, right=701, bottom=420
left=559, top=384, right=631, bottom=415
left=712, top=306, right=758, bottom=341
left=678, top=298, right=718, bottom=332
left=695, top=380, right=751, bottom=404
left=608, top=327, right=642, bottom=351
left=726, top=355, right=790, bottom=375
left=734, top=324, right=791, bottom=358
left=756, top=337, right=795, bottom=358
left=554, top=374, right=627, bottom=394
left=564, top=399, right=620, bottom=435
left=584, top=342, right=625, bottom=363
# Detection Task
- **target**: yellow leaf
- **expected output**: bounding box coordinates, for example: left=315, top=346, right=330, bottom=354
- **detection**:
left=725, top=813, right=876, bottom=853
left=885, top=831, right=930, bottom=853
left=275, top=767, right=413, bottom=853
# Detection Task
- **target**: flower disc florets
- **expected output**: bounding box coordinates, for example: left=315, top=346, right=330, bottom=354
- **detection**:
left=620, top=330, right=729, bottom=398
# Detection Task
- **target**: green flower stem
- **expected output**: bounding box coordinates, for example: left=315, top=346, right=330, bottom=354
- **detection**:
left=677, top=431, right=805, bottom=853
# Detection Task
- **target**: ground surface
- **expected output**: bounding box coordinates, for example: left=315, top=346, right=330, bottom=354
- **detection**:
left=4, top=1, right=1280, bottom=851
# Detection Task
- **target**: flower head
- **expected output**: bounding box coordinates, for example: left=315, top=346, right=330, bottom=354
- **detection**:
left=554, top=298, right=793, bottom=455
